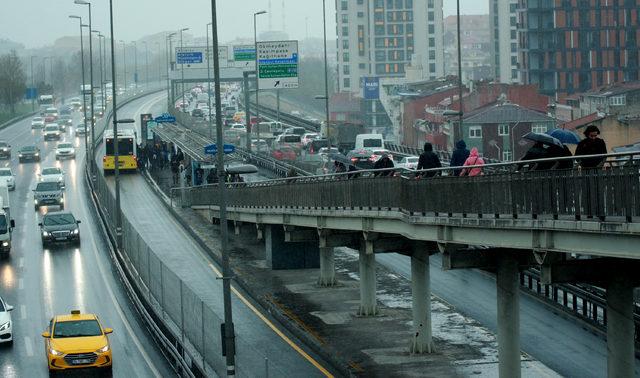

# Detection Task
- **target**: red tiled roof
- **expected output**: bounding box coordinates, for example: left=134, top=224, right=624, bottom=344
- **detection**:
left=560, top=113, right=604, bottom=130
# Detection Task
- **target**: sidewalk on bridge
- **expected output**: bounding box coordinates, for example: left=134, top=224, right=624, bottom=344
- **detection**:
left=145, top=167, right=559, bottom=377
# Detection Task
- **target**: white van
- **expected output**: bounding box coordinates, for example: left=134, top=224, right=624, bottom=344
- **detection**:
left=355, top=133, right=384, bottom=151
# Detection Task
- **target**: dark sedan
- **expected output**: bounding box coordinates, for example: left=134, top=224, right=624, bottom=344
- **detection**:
left=39, top=211, right=81, bottom=247
left=18, top=145, right=41, bottom=163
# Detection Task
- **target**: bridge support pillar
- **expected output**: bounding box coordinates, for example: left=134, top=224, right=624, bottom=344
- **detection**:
left=496, top=253, right=521, bottom=378
left=317, top=247, right=336, bottom=287
left=409, top=248, right=434, bottom=354
left=358, top=247, right=377, bottom=316
left=606, top=276, right=634, bottom=378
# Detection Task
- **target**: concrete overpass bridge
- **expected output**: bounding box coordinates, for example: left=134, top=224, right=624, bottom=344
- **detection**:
left=169, top=153, right=640, bottom=378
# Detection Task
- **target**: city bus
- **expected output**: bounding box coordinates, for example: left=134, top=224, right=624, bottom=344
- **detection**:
left=38, top=94, right=55, bottom=115
left=103, top=129, right=138, bottom=174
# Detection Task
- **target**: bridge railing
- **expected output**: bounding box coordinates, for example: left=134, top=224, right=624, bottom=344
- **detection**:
left=175, top=151, right=640, bottom=222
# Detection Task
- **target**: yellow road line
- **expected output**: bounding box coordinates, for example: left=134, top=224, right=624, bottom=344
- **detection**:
left=208, top=263, right=333, bottom=377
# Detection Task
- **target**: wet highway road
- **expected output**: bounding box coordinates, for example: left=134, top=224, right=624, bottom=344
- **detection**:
left=95, top=93, right=333, bottom=377
left=0, top=111, right=173, bottom=377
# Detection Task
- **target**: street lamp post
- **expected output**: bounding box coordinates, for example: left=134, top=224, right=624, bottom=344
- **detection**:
left=106, top=0, right=126, bottom=248
left=253, top=10, right=267, bottom=146
left=321, top=0, right=330, bottom=138
left=179, top=28, right=189, bottom=112
left=206, top=22, right=213, bottom=139
left=69, top=15, right=89, bottom=162
left=94, top=32, right=106, bottom=111
left=74, top=0, right=96, bottom=174
left=166, top=33, right=176, bottom=109
left=455, top=0, right=463, bottom=145
left=209, top=1, right=237, bottom=375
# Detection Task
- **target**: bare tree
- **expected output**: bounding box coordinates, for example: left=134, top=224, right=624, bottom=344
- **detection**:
left=0, top=50, right=26, bottom=114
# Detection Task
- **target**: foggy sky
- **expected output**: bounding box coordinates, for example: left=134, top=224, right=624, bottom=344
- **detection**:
left=1, top=1, right=488, bottom=49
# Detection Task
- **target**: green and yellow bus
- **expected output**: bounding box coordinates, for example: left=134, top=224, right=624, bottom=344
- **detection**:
left=103, top=129, right=138, bottom=174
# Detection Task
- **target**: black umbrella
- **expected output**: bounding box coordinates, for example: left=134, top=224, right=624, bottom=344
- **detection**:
left=522, top=132, right=563, bottom=147
left=329, top=152, right=352, bottom=165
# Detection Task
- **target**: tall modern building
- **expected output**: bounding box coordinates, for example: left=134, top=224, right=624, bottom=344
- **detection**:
left=518, top=0, right=640, bottom=101
left=335, top=0, right=444, bottom=94
left=490, top=0, right=520, bottom=83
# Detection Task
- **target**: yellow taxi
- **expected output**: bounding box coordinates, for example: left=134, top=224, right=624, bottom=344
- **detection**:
left=41, top=310, right=113, bottom=375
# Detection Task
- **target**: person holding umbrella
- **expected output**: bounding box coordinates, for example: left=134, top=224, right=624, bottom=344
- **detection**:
left=575, top=124, right=607, bottom=168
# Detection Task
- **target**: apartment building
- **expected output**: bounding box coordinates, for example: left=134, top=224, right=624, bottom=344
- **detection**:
left=335, top=0, right=444, bottom=93
left=518, top=0, right=640, bottom=101
left=490, top=0, right=520, bottom=83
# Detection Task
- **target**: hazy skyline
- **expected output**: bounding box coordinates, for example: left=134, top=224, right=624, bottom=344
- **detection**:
left=1, top=1, right=488, bottom=49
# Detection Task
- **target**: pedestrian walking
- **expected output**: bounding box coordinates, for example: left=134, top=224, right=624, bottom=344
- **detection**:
left=520, top=142, right=552, bottom=170
left=449, top=140, right=470, bottom=176
left=459, top=147, right=485, bottom=176
left=417, top=142, right=442, bottom=177
left=575, top=124, right=607, bottom=168
left=373, top=153, right=394, bottom=177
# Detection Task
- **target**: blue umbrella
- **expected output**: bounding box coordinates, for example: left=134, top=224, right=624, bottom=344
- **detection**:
left=546, top=128, right=581, bottom=144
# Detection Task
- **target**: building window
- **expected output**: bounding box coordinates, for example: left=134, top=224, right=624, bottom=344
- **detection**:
left=498, top=124, right=509, bottom=136
left=342, top=26, right=348, bottom=36
left=469, top=126, right=482, bottom=138
left=610, top=96, right=626, bottom=106
left=341, top=14, right=348, bottom=23
left=343, top=52, right=349, bottom=62
left=359, top=63, right=366, bottom=69
left=341, top=1, right=348, bottom=10
left=357, top=11, right=364, bottom=17
left=343, top=78, right=350, bottom=88
left=502, top=150, right=513, bottom=161
left=531, top=124, right=547, bottom=134
left=342, top=39, right=349, bottom=49
left=343, top=65, right=350, bottom=75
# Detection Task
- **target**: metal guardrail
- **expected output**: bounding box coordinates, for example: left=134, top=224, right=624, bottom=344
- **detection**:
left=176, top=151, right=640, bottom=222
left=163, top=109, right=312, bottom=177
left=520, top=269, right=640, bottom=345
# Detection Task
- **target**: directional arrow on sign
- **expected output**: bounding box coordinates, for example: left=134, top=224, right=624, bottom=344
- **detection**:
left=274, top=80, right=280, bottom=87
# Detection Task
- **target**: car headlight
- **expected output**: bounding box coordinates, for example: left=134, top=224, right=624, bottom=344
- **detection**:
left=2, top=241, right=8, bottom=247
left=96, top=344, right=109, bottom=353
left=57, top=177, right=63, bottom=182
left=34, top=199, right=38, bottom=204
left=42, top=231, right=49, bottom=237
left=34, top=153, right=39, bottom=156
left=0, top=321, right=10, bottom=331
left=72, top=229, right=79, bottom=235
left=49, top=347, right=63, bottom=356
left=18, top=154, right=23, bottom=157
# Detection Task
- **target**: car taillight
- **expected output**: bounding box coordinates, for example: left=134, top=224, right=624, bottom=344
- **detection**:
left=133, top=155, right=137, bottom=161
left=350, top=157, right=358, bottom=163
left=369, top=155, right=378, bottom=162
left=103, top=156, right=107, bottom=161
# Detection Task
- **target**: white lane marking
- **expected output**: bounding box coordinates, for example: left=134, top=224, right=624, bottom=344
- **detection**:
left=18, top=257, right=24, bottom=269
left=24, top=336, right=34, bottom=357
left=84, top=201, right=162, bottom=378
left=20, top=305, right=26, bottom=320
left=18, top=278, right=23, bottom=290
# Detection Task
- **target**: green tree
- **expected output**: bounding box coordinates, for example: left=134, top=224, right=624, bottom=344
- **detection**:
left=0, top=50, right=26, bottom=114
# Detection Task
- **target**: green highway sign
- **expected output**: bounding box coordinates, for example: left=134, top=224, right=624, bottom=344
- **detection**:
left=256, top=40, right=299, bottom=89
left=233, top=45, right=255, bottom=61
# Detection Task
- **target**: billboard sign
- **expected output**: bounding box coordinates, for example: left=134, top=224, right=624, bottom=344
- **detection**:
left=232, top=45, right=256, bottom=70
left=363, top=77, right=380, bottom=100
left=256, top=40, right=299, bottom=89
left=175, top=46, right=229, bottom=69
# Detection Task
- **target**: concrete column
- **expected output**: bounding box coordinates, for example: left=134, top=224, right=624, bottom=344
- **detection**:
left=179, top=165, right=187, bottom=207
left=496, top=253, right=521, bottom=378
left=358, top=247, right=377, bottom=316
left=409, top=250, right=434, bottom=353
left=317, top=247, right=336, bottom=287
left=606, top=277, right=634, bottom=378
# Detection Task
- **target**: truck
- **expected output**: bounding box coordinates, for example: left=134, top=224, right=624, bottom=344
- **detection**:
left=322, top=121, right=366, bottom=153
left=0, top=185, right=16, bottom=255
left=38, top=94, right=55, bottom=115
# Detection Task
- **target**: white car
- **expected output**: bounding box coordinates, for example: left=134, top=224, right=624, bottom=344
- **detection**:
left=301, top=133, right=319, bottom=147
left=0, top=168, right=15, bottom=191
left=31, top=117, right=45, bottom=129
left=39, top=167, right=65, bottom=189
left=55, top=142, right=76, bottom=160
left=0, top=296, right=13, bottom=345
left=75, top=124, right=86, bottom=135
left=396, top=156, right=419, bottom=170
left=43, top=124, right=61, bottom=141
left=230, top=123, right=246, bottom=132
